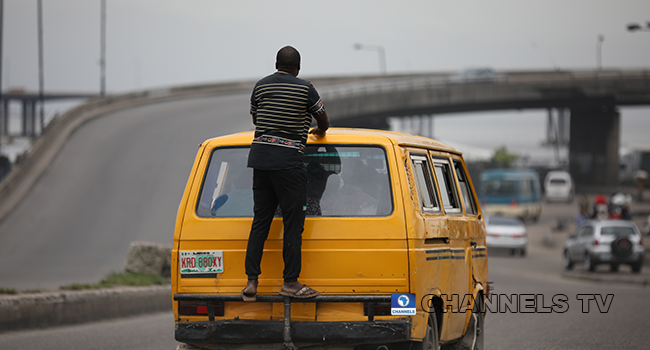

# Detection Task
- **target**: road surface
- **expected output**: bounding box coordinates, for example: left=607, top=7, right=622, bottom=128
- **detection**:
left=2, top=200, right=648, bottom=349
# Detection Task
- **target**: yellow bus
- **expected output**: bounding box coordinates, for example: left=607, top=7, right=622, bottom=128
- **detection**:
left=172, top=128, right=488, bottom=350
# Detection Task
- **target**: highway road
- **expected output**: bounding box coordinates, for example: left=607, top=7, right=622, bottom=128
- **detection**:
left=1, top=91, right=649, bottom=348
left=0, top=92, right=253, bottom=290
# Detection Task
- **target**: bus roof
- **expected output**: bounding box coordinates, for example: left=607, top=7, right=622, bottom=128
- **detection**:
left=201, top=128, right=460, bottom=154
left=481, top=169, right=540, bottom=178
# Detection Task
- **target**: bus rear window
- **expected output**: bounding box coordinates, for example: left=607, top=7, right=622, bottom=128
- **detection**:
left=196, top=147, right=253, bottom=217
left=196, top=145, right=392, bottom=218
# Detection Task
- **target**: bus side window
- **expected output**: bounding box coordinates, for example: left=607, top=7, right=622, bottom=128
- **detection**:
left=433, top=159, right=461, bottom=214
left=410, top=154, right=440, bottom=212
left=454, top=161, right=477, bottom=215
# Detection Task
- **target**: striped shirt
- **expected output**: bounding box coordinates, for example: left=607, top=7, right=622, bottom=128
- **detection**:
left=247, top=71, right=325, bottom=170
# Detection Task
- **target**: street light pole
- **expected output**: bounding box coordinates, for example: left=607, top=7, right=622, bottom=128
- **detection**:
left=596, top=34, right=604, bottom=71
left=37, top=0, right=44, bottom=135
left=100, top=0, right=106, bottom=96
left=0, top=0, right=3, bottom=151
left=353, top=43, right=386, bottom=75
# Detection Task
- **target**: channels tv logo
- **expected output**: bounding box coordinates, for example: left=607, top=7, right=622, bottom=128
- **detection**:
left=392, top=293, right=416, bottom=315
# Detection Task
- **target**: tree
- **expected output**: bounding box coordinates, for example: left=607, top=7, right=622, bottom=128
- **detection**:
left=492, top=146, right=519, bottom=168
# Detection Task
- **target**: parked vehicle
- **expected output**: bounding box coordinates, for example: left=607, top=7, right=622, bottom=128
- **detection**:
left=544, top=170, right=574, bottom=202
left=563, top=220, right=644, bottom=273
left=172, top=128, right=488, bottom=350
left=479, top=169, right=542, bottom=222
left=485, top=215, right=528, bottom=256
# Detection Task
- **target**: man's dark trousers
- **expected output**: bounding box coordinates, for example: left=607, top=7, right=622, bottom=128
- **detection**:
left=245, top=167, right=307, bottom=283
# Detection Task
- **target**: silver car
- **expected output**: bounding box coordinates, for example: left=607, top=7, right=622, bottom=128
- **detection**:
left=485, top=215, right=528, bottom=256
left=563, top=220, right=644, bottom=273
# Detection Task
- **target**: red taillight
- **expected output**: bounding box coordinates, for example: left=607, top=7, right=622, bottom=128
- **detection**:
left=364, top=302, right=391, bottom=316
left=594, top=240, right=599, bottom=246
left=179, top=301, right=224, bottom=316
left=510, top=200, right=517, bottom=208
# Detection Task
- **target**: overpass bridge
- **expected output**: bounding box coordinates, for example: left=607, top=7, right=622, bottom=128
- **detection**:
left=0, top=91, right=98, bottom=137
left=318, top=69, right=650, bottom=186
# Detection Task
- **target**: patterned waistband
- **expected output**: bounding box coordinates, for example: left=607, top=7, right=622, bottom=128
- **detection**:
left=253, top=135, right=304, bottom=151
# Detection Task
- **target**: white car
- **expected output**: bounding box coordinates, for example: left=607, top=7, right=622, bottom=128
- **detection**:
left=485, top=215, right=528, bottom=256
left=544, top=170, right=574, bottom=202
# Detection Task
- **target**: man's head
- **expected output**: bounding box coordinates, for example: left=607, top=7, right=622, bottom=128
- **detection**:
left=276, top=46, right=301, bottom=76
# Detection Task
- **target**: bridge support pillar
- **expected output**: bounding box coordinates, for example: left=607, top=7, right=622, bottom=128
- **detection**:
left=569, top=101, right=619, bottom=187
left=0, top=99, right=7, bottom=136
left=22, top=100, right=37, bottom=138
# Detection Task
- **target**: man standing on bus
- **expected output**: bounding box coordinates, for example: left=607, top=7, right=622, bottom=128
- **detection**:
left=242, top=46, right=329, bottom=301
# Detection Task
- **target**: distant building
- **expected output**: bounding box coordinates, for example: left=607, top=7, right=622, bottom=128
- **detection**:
left=620, top=145, right=650, bottom=185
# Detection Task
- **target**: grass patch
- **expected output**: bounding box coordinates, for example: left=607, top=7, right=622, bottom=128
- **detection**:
left=0, top=287, right=18, bottom=295
left=102, top=271, right=168, bottom=286
left=60, top=271, right=169, bottom=291
left=22, top=289, right=44, bottom=294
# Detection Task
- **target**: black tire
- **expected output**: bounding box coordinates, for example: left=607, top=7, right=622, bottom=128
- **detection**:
left=520, top=248, right=527, bottom=257
left=631, top=261, right=642, bottom=274
left=470, top=294, right=485, bottom=350
left=563, top=250, right=574, bottom=270
left=447, top=294, right=485, bottom=350
left=610, top=263, right=619, bottom=272
left=510, top=249, right=516, bottom=256
left=414, top=314, right=440, bottom=350
left=584, top=252, right=595, bottom=272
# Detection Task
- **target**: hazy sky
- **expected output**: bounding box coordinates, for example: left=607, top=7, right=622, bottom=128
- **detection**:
left=4, top=0, right=650, bottom=93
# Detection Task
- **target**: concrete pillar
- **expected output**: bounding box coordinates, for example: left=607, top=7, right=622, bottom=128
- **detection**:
left=0, top=98, right=7, bottom=136
left=21, top=100, right=37, bottom=137
left=22, top=100, right=28, bottom=137
left=30, top=101, right=37, bottom=137
left=569, top=102, right=619, bottom=186
left=546, top=108, right=555, bottom=144
left=558, top=108, right=569, bottom=145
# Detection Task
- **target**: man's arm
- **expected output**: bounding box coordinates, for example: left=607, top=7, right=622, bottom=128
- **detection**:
left=309, top=110, right=330, bottom=136
left=251, top=113, right=257, bottom=125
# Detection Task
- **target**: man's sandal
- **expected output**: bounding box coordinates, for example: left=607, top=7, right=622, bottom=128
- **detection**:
left=278, top=285, right=320, bottom=298
left=241, top=286, right=257, bottom=302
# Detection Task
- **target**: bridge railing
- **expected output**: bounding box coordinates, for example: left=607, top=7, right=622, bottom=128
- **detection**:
left=319, top=69, right=650, bottom=101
